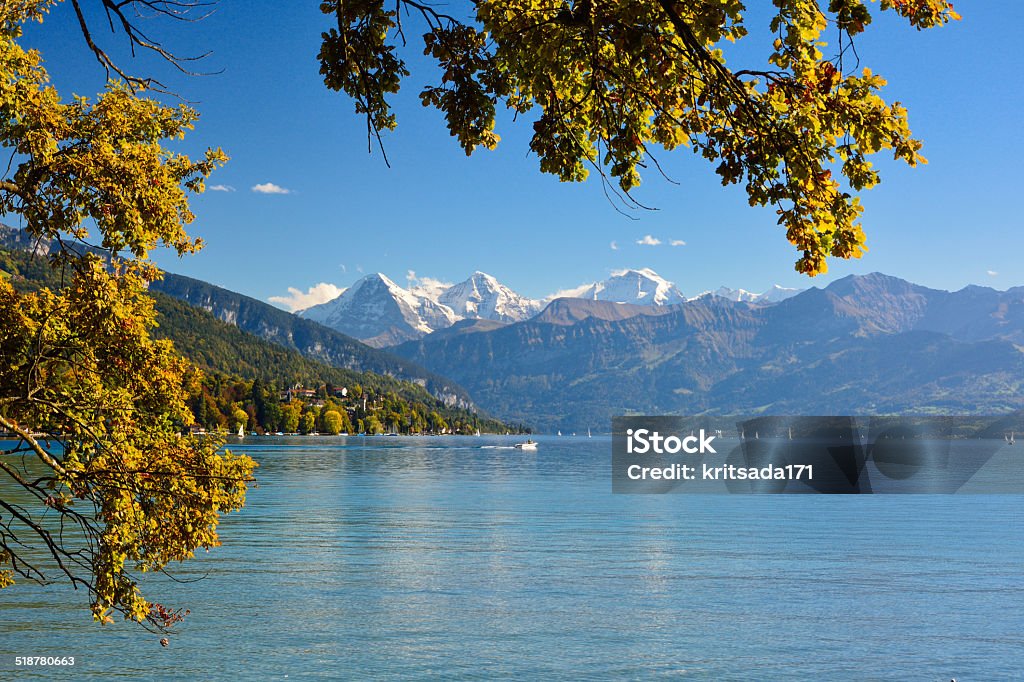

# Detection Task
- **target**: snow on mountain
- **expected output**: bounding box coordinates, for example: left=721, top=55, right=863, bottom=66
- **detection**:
left=438, top=271, right=543, bottom=322
left=710, top=284, right=804, bottom=304
left=760, top=284, right=804, bottom=303
left=299, top=273, right=458, bottom=347
left=299, top=271, right=539, bottom=346
left=553, top=268, right=687, bottom=306
left=407, top=275, right=451, bottom=302
left=294, top=267, right=802, bottom=346
left=712, top=286, right=760, bottom=303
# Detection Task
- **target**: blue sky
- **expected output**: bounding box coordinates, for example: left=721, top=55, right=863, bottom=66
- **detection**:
left=22, top=1, right=1024, bottom=307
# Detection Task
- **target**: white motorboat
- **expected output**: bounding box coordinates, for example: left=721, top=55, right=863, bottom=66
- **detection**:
left=514, top=439, right=538, bottom=450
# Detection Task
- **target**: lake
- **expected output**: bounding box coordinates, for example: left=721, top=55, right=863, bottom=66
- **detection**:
left=1, top=435, right=1022, bottom=679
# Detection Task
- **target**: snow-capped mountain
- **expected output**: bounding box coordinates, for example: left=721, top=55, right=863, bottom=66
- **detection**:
left=711, top=286, right=760, bottom=303
left=299, top=272, right=540, bottom=347
left=438, top=271, right=543, bottom=322
left=554, top=268, right=687, bottom=306
left=760, top=284, right=804, bottom=303
left=300, top=273, right=458, bottom=347
left=294, top=267, right=803, bottom=347
left=711, top=284, right=804, bottom=304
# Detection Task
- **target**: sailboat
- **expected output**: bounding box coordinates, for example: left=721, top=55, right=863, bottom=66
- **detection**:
left=788, top=427, right=793, bottom=440
left=1007, top=431, right=1015, bottom=445
left=588, top=428, right=592, bottom=438
left=237, top=423, right=245, bottom=438
left=557, top=430, right=562, bottom=436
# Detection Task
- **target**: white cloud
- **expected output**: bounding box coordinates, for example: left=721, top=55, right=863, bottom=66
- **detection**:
left=544, top=282, right=594, bottom=302
left=407, top=270, right=453, bottom=299
left=208, top=184, right=235, bottom=192
left=610, top=241, right=619, bottom=250
left=636, top=235, right=661, bottom=246
left=251, top=182, right=292, bottom=195
left=268, top=282, right=345, bottom=312
left=670, top=239, right=686, bottom=247
left=987, top=270, right=999, bottom=277
left=611, top=267, right=660, bottom=278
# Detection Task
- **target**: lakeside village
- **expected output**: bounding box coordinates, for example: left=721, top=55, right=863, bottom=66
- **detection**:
left=186, top=377, right=521, bottom=437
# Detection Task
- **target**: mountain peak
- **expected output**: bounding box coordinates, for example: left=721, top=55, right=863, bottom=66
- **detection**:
left=299, top=271, right=540, bottom=345
left=299, top=273, right=455, bottom=346
left=562, top=268, right=686, bottom=306
left=710, top=284, right=804, bottom=304
left=613, top=267, right=661, bottom=278
left=362, top=272, right=400, bottom=288
left=438, top=272, right=542, bottom=322
left=823, top=272, right=930, bottom=299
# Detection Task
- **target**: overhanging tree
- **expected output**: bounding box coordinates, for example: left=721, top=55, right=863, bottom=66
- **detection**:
left=318, top=0, right=959, bottom=275
left=0, top=0, right=961, bottom=627
left=0, top=1, right=255, bottom=631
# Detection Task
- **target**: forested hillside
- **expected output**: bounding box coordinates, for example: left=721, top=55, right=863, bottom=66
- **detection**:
left=1, top=248, right=519, bottom=435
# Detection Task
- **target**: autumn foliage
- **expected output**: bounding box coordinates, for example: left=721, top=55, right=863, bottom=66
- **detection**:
left=0, top=1, right=254, bottom=630
left=320, top=0, right=958, bottom=274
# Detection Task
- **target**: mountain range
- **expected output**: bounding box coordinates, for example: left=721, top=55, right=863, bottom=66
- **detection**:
left=296, top=267, right=803, bottom=346
left=6, top=225, right=1022, bottom=432
left=710, top=284, right=804, bottom=304
left=390, top=273, right=1024, bottom=430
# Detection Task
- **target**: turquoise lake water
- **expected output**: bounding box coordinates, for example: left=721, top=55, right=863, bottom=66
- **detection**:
left=1, top=435, right=1022, bottom=679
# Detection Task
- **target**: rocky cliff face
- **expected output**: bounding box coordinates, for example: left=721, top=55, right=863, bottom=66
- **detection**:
left=0, top=224, right=51, bottom=257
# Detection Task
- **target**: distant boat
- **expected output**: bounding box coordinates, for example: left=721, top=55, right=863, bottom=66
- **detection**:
left=237, top=423, right=244, bottom=438
left=557, top=430, right=562, bottom=437
left=514, top=439, right=538, bottom=451
left=588, top=428, right=592, bottom=438
left=788, top=427, right=793, bottom=440
left=1007, top=431, right=1016, bottom=445
left=475, top=429, right=481, bottom=437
